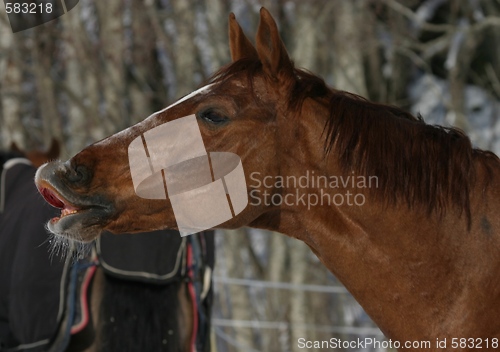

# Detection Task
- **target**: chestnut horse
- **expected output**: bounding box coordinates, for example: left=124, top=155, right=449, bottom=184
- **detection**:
left=36, top=8, right=500, bottom=350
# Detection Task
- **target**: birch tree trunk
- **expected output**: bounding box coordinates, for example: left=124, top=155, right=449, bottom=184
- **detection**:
left=170, top=0, right=198, bottom=97
left=32, top=25, right=65, bottom=154
left=333, top=0, right=368, bottom=96
left=446, top=16, right=477, bottom=132
left=128, top=0, right=167, bottom=124
left=221, top=228, right=256, bottom=350
left=62, top=10, right=88, bottom=156
left=95, top=0, right=127, bottom=130
left=264, top=232, right=289, bottom=351
left=203, top=0, right=230, bottom=73
left=0, top=12, right=24, bottom=149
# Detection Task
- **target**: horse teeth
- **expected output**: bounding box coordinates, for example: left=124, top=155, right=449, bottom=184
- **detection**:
left=61, top=209, right=78, bottom=218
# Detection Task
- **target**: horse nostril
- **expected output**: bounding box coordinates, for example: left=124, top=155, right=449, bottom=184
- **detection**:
left=66, top=163, right=92, bottom=186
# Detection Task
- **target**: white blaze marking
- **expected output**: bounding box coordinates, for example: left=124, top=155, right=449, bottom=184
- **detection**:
left=118, top=84, right=215, bottom=138
left=160, top=84, right=214, bottom=113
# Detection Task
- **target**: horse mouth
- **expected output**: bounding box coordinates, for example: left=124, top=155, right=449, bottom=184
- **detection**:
left=39, top=186, right=85, bottom=223
left=36, top=179, right=113, bottom=241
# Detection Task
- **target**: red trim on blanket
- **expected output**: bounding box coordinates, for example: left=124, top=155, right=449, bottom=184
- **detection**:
left=187, top=244, right=198, bottom=352
left=71, top=264, right=97, bottom=334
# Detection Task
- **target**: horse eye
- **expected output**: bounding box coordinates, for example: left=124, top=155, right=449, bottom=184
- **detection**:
left=198, top=110, right=228, bottom=125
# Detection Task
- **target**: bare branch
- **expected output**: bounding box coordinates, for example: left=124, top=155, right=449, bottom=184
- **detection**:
left=382, top=0, right=453, bottom=33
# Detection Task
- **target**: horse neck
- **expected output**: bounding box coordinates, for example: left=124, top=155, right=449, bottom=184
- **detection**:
left=273, top=99, right=500, bottom=341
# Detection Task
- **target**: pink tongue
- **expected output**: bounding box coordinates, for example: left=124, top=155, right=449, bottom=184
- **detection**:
left=40, top=188, right=65, bottom=208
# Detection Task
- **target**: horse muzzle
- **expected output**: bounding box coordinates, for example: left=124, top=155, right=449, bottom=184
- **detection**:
left=35, top=161, right=114, bottom=241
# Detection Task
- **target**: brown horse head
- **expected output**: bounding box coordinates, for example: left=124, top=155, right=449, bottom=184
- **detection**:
left=35, top=8, right=308, bottom=241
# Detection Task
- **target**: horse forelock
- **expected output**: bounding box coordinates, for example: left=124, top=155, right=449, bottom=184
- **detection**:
left=209, top=58, right=262, bottom=85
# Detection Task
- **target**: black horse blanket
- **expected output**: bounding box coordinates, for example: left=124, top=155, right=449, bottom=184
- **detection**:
left=0, top=158, right=215, bottom=352
left=0, top=159, right=68, bottom=351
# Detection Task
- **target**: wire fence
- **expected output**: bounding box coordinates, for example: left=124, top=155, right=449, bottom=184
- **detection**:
left=211, top=273, right=388, bottom=352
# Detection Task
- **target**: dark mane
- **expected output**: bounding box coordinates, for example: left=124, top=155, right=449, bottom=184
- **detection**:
left=209, top=58, right=500, bottom=226
left=323, top=90, right=500, bottom=226
left=98, top=276, right=181, bottom=352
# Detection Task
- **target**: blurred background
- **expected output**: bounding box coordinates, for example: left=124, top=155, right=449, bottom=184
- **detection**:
left=1, top=0, right=499, bottom=351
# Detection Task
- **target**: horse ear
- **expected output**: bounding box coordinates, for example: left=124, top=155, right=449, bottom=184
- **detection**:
left=229, top=13, right=258, bottom=62
left=46, top=138, right=60, bottom=160
left=10, top=141, right=22, bottom=154
left=255, top=7, right=293, bottom=80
